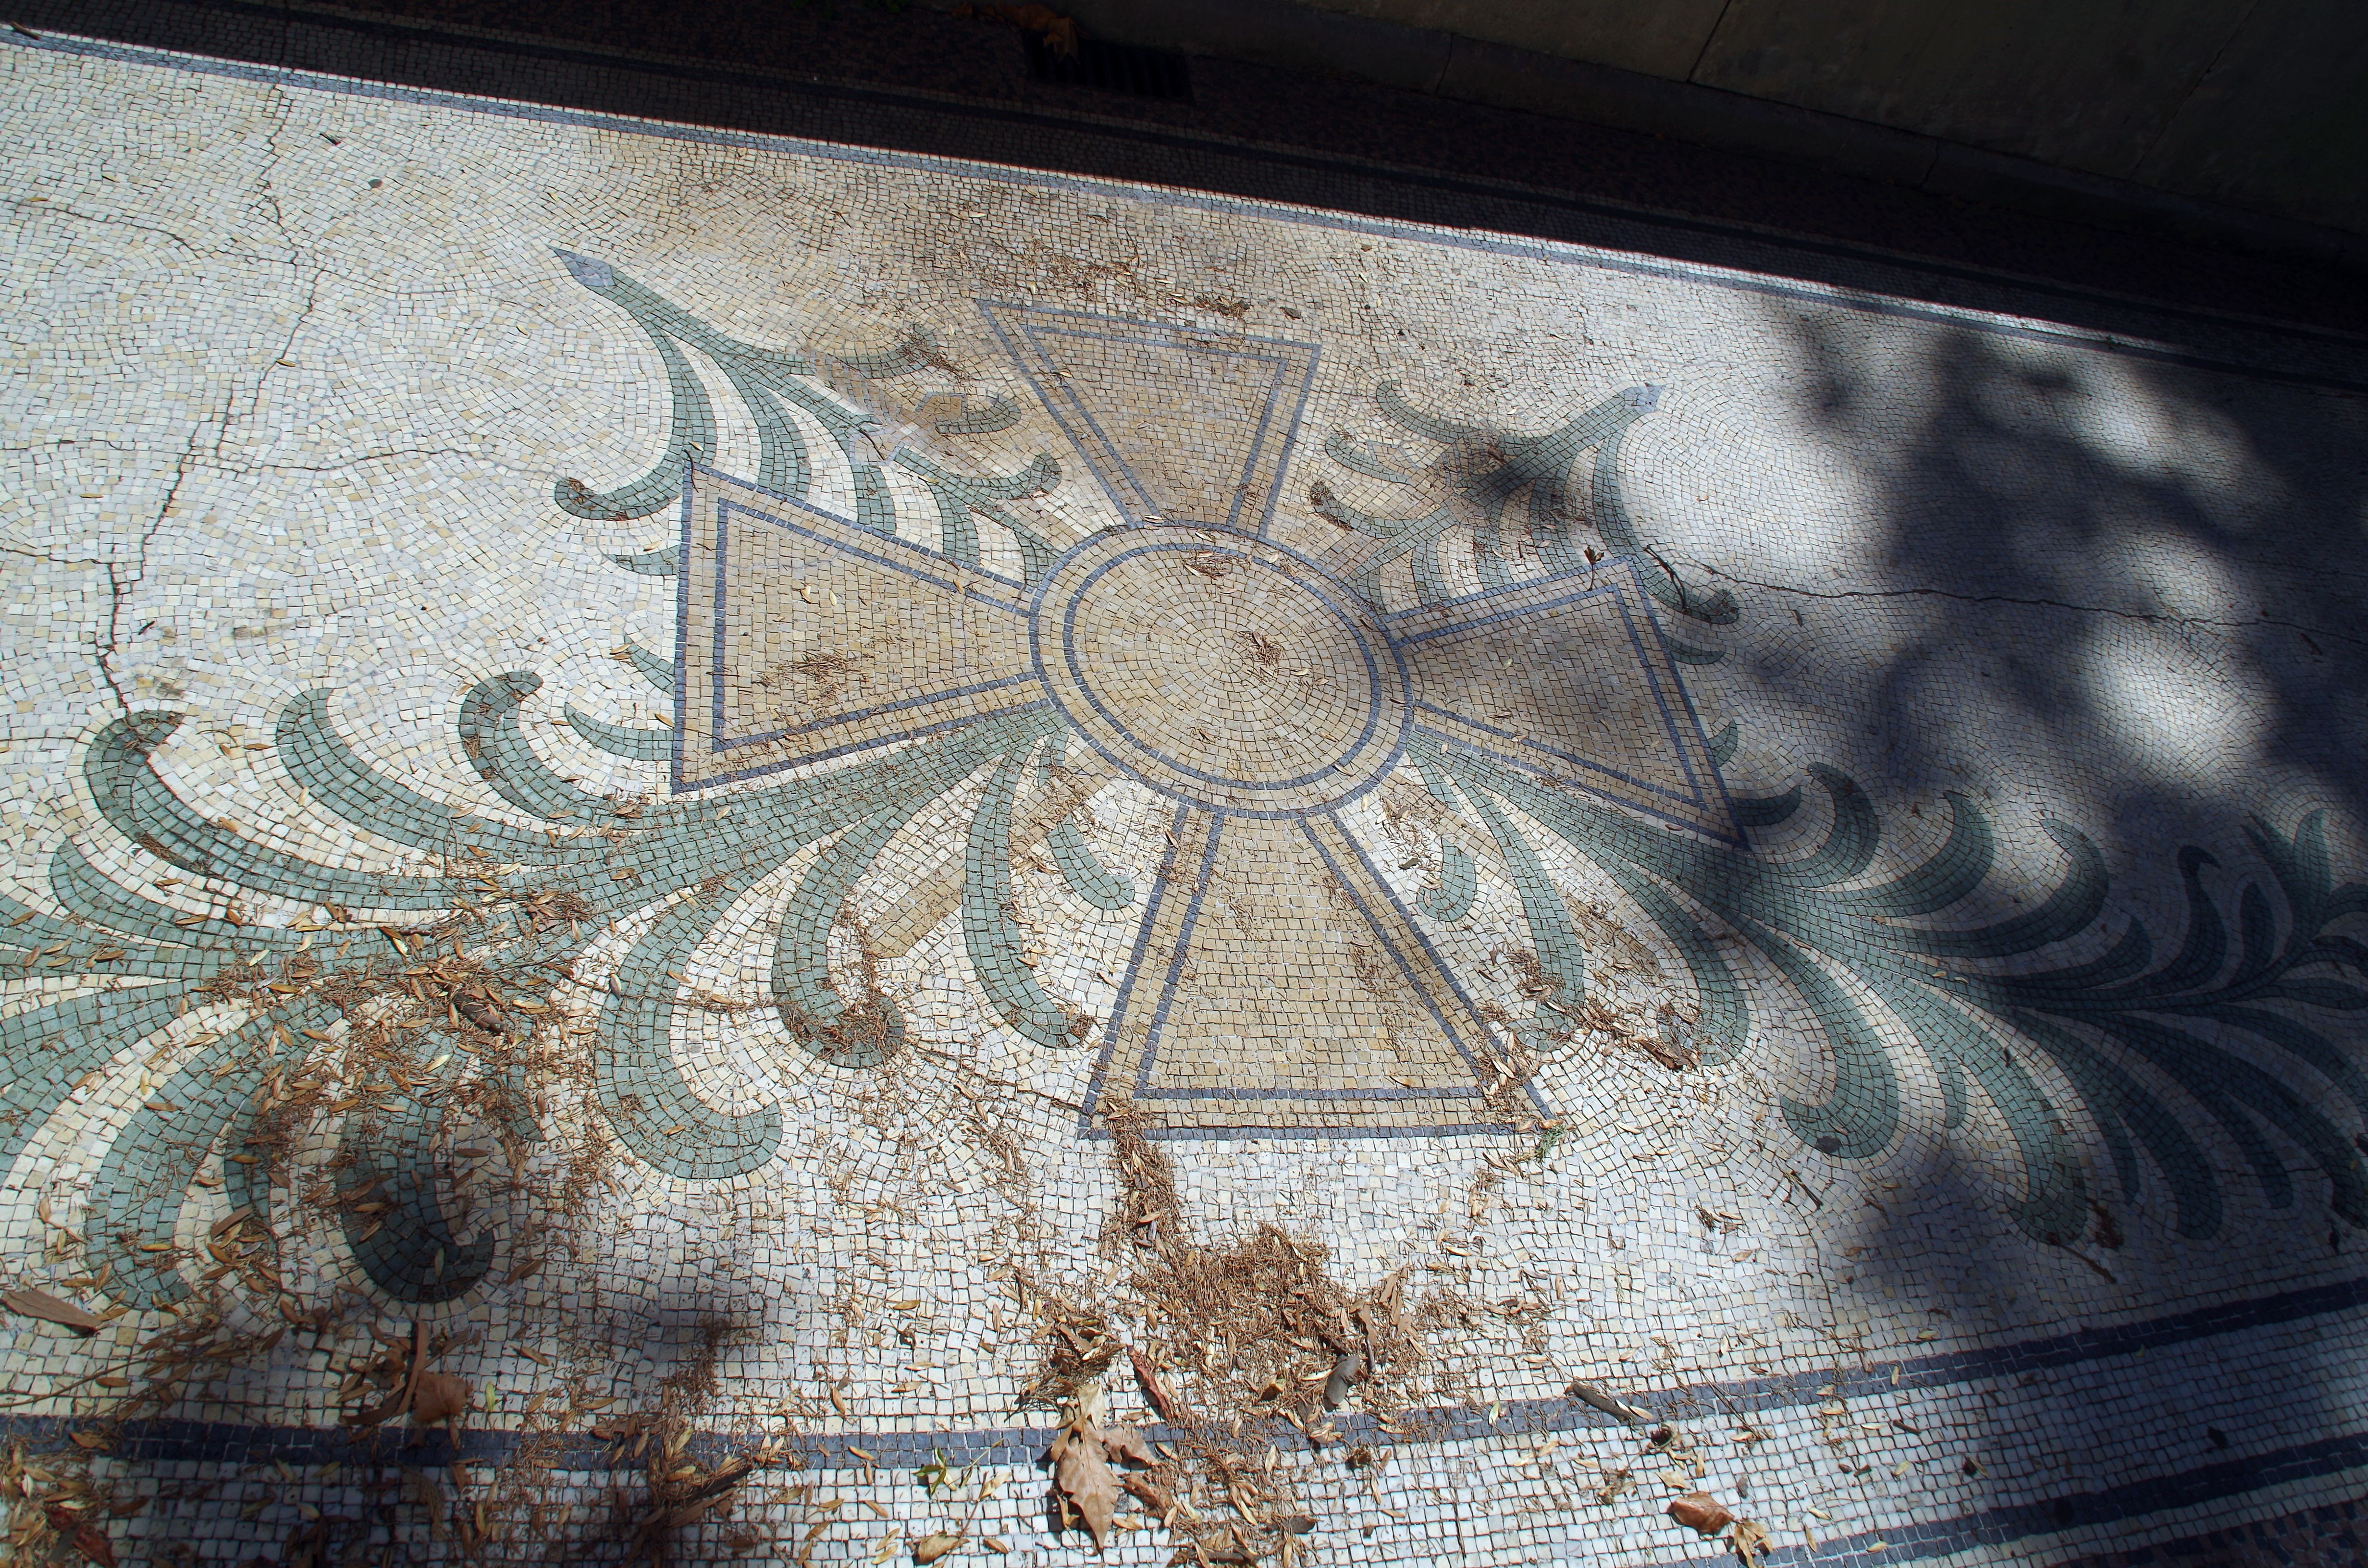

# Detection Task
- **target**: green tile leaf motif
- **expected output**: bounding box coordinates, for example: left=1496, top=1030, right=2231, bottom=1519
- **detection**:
left=563, top=702, right=673, bottom=761
left=622, top=637, right=678, bottom=696
left=1318, top=381, right=1735, bottom=623
left=1040, top=734, right=1135, bottom=914
left=14, top=258, right=2366, bottom=1330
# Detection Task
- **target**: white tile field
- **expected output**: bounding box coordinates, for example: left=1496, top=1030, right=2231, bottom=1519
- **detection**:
left=2, top=25, right=2368, bottom=1568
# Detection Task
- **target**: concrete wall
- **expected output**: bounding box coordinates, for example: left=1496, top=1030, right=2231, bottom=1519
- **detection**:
left=1280, top=0, right=2368, bottom=235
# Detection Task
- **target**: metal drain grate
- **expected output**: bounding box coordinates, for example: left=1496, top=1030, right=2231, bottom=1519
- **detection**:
left=1023, top=34, right=1193, bottom=101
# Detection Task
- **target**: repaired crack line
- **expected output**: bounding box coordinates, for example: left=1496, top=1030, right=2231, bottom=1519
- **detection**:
left=97, top=424, right=207, bottom=720
left=1690, top=562, right=2365, bottom=652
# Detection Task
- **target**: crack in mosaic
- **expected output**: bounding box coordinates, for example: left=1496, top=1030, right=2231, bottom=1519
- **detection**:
left=6, top=251, right=2361, bottom=1332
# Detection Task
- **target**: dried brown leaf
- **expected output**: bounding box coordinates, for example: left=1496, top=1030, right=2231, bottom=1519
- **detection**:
left=1565, top=1379, right=1648, bottom=1424
left=912, top=1532, right=963, bottom=1564
left=1121, top=1473, right=1173, bottom=1515
left=1128, top=1346, right=1181, bottom=1422
left=1098, top=1424, right=1155, bottom=1469
left=1732, top=1518, right=1771, bottom=1566
left=347, top=1321, right=425, bottom=1427
left=1638, top=1035, right=1699, bottom=1071
left=3, top=1288, right=101, bottom=1333
left=43, top=1507, right=116, bottom=1568
left=1668, top=1493, right=1733, bottom=1537
left=1321, top=1352, right=1364, bottom=1409
left=1053, top=1422, right=1121, bottom=1550
left=411, top=1371, right=469, bottom=1426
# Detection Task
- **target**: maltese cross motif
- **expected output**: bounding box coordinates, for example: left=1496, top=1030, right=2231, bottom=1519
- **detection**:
left=665, top=293, right=1734, bottom=1138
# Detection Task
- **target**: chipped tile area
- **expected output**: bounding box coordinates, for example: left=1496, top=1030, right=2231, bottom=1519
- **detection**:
left=2, top=24, right=2368, bottom=1568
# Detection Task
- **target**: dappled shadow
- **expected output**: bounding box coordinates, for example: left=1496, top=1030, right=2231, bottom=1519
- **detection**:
left=1614, top=306, right=2368, bottom=1547
left=1779, top=316, right=2368, bottom=848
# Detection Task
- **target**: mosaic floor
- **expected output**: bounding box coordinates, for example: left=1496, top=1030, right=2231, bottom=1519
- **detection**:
left=4, top=21, right=2368, bottom=1568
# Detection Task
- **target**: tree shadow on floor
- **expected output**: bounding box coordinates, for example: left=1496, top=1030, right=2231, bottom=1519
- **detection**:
left=1608, top=308, right=2368, bottom=1548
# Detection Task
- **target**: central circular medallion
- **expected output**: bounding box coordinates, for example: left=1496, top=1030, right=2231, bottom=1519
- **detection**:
left=1032, top=526, right=1410, bottom=815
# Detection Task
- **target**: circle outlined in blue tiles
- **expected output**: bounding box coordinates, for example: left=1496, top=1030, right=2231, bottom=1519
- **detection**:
left=1031, top=525, right=1412, bottom=816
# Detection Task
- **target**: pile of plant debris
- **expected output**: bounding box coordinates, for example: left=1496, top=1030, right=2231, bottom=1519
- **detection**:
left=1017, top=1096, right=1454, bottom=1564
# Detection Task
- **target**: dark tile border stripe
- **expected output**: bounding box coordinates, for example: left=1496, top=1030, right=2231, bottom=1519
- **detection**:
left=1696, top=1431, right=2368, bottom=1568
left=5, top=1270, right=2363, bottom=1529
left=4, top=1414, right=2363, bottom=1568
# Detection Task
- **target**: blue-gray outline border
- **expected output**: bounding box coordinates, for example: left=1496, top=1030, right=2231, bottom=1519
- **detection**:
left=977, top=299, right=1321, bottom=536
left=669, top=466, right=1041, bottom=792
